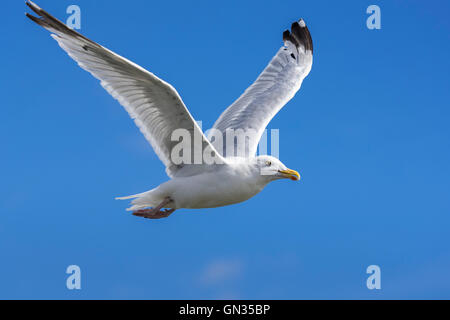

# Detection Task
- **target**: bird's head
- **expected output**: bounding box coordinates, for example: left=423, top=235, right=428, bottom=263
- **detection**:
left=254, top=155, right=300, bottom=181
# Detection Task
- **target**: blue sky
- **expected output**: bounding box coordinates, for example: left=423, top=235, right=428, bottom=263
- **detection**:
left=1, top=0, right=449, bottom=299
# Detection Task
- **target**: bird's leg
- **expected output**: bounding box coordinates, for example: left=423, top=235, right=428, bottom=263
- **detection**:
left=132, top=197, right=175, bottom=219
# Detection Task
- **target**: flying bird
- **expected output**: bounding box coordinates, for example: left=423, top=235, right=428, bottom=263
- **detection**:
left=26, top=1, right=313, bottom=219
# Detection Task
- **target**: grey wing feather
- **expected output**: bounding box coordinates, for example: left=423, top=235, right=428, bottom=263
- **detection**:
left=210, top=19, right=313, bottom=158
left=26, top=1, right=225, bottom=177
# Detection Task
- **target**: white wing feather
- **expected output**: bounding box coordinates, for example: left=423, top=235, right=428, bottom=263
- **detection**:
left=210, top=20, right=313, bottom=157
left=26, top=1, right=224, bottom=177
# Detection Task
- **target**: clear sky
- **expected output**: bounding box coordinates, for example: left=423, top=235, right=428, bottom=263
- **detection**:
left=1, top=0, right=449, bottom=299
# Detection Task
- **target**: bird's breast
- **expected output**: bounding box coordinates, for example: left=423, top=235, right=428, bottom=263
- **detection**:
left=169, top=170, right=265, bottom=209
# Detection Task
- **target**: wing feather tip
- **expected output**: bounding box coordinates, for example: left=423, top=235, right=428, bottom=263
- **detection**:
left=284, top=18, right=313, bottom=54
left=282, top=30, right=290, bottom=42
left=25, top=12, right=45, bottom=27
left=26, top=1, right=41, bottom=14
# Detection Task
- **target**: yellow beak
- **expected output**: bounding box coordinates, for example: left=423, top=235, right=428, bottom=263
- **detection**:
left=278, top=169, right=300, bottom=181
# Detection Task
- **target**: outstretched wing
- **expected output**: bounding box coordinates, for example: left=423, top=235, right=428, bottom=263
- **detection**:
left=210, top=19, right=313, bottom=158
left=26, top=1, right=225, bottom=177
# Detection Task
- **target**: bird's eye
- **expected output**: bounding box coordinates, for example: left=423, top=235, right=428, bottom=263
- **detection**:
left=265, top=161, right=272, bottom=166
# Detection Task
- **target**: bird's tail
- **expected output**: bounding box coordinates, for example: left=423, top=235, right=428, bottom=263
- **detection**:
left=115, top=188, right=163, bottom=211
left=115, top=191, right=148, bottom=200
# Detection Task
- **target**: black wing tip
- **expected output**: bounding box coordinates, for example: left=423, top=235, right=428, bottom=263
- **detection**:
left=25, top=1, right=98, bottom=46
left=283, top=18, right=313, bottom=54
left=282, top=30, right=290, bottom=42
left=25, top=1, right=53, bottom=28
left=25, top=11, right=45, bottom=27
left=26, top=1, right=41, bottom=14
left=25, top=1, right=43, bottom=24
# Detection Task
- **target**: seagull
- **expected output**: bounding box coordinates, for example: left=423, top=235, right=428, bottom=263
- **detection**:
left=26, top=1, right=313, bottom=219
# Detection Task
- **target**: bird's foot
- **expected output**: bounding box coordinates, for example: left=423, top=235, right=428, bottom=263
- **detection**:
left=132, top=197, right=175, bottom=219
left=133, top=208, right=175, bottom=219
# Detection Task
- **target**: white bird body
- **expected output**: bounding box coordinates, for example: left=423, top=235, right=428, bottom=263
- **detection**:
left=128, top=158, right=269, bottom=210
left=26, top=1, right=313, bottom=219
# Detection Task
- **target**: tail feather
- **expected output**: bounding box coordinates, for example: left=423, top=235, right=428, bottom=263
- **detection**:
left=115, top=188, right=162, bottom=211
left=115, top=188, right=154, bottom=201
left=115, top=192, right=145, bottom=200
